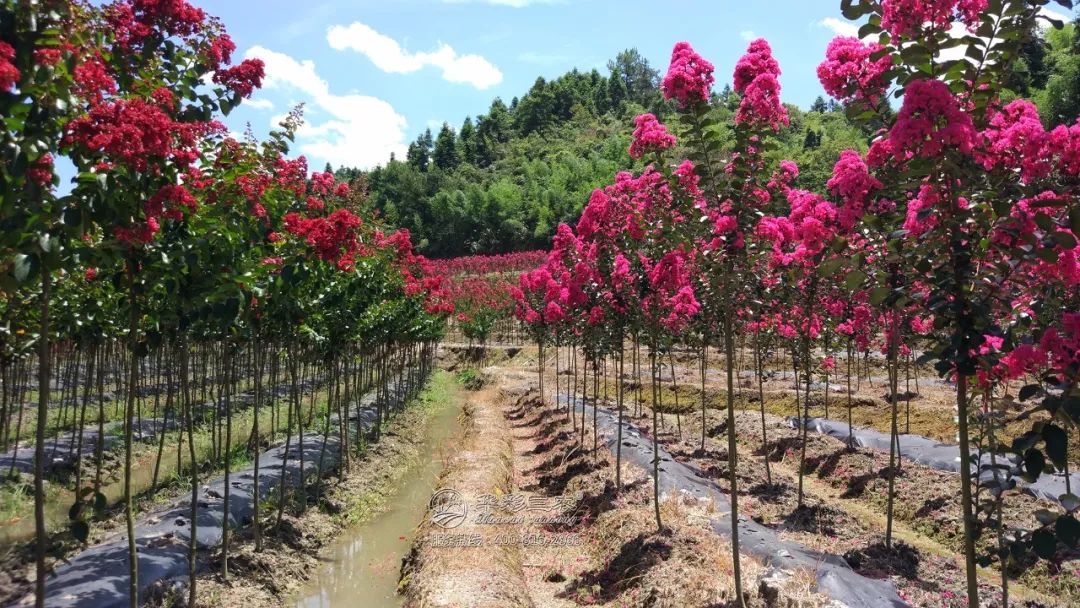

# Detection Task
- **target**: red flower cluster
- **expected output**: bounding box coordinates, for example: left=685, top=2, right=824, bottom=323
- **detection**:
left=107, top=0, right=207, bottom=49
left=283, top=208, right=365, bottom=271
left=427, top=251, right=547, bottom=278
left=145, top=183, right=197, bottom=221
left=0, top=41, right=19, bottom=91
left=64, top=97, right=217, bottom=172
left=27, top=154, right=54, bottom=188
left=74, top=55, right=118, bottom=105
left=212, top=58, right=265, bottom=99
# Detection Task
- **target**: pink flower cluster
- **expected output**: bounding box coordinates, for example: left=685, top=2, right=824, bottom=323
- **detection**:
left=642, top=250, right=699, bottom=331
left=827, top=150, right=881, bottom=229
left=576, top=168, right=672, bottom=242
left=628, top=113, right=676, bottom=159
left=980, top=100, right=1080, bottom=182
left=889, top=79, right=975, bottom=159
left=756, top=189, right=844, bottom=267
left=1040, top=313, right=1080, bottom=377
left=817, top=37, right=891, bottom=105
left=880, top=0, right=986, bottom=38
left=661, top=42, right=714, bottom=108
left=733, top=40, right=788, bottom=131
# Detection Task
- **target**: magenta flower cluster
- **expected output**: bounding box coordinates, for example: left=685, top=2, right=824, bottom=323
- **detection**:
left=817, top=37, right=891, bottom=105
left=661, top=41, right=714, bottom=108
left=628, top=113, right=677, bottom=159
left=880, top=0, right=987, bottom=39
left=733, top=39, right=789, bottom=131
left=889, top=79, right=975, bottom=158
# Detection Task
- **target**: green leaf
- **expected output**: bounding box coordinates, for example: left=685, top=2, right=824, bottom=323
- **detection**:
left=93, top=492, right=108, bottom=514
left=1036, top=247, right=1059, bottom=264
left=1035, top=508, right=1059, bottom=526
left=1052, top=231, right=1077, bottom=250
left=1018, top=384, right=1042, bottom=401
left=843, top=269, right=866, bottom=291
left=1032, top=528, right=1057, bottom=559
left=1043, top=424, right=1068, bottom=469
left=71, top=520, right=90, bottom=543
left=1023, top=448, right=1046, bottom=480
left=1057, top=515, right=1080, bottom=549
left=1070, top=206, right=1080, bottom=236
left=869, top=286, right=890, bottom=306
left=818, top=258, right=843, bottom=277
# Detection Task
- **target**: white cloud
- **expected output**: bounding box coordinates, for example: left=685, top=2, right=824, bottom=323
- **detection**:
left=739, top=30, right=757, bottom=41
left=244, top=45, right=408, bottom=170
left=818, top=17, right=860, bottom=37
left=326, top=22, right=503, bottom=89
left=244, top=98, right=274, bottom=111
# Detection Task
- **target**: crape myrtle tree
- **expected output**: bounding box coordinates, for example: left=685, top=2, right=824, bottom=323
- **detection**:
left=0, top=4, right=89, bottom=605
left=822, top=0, right=1080, bottom=605
left=508, top=1, right=1080, bottom=606
left=2, top=4, right=455, bottom=608
left=513, top=38, right=805, bottom=605
left=60, top=1, right=263, bottom=603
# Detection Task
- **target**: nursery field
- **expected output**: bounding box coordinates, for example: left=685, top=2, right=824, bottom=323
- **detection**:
left=2, top=0, right=1080, bottom=607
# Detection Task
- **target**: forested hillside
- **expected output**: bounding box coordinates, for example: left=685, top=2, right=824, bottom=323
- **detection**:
left=334, top=21, right=1080, bottom=258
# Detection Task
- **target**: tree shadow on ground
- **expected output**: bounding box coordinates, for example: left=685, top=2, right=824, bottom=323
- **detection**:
left=782, top=504, right=838, bottom=536
left=844, top=541, right=923, bottom=581
left=559, top=530, right=673, bottom=603
left=747, top=481, right=791, bottom=504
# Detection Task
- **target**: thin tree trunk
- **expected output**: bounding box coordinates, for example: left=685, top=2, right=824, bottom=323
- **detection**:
left=956, top=373, right=980, bottom=607
left=123, top=273, right=139, bottom=608
left=221, top=344, right=233, bottom=580
left=650, top=337, right=662, bottom=532
left=885, top=311, right=901, bottom=547
left=724, top=312, right=745, bottom=607
left=755, top=334, right=771, bottom=485
left=253, top=340, right=264, bottom=551
left=33, top=265, right=51, bottom=608
left=181, top=340, right=198, bottom=608
left=616, top=345, right=624, bottom=491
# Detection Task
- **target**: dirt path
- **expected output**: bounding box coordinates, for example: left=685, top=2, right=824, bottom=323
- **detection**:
left=404, top=361, right=834, bottom=607
left=499, top=375, right=594, bottom=608
left=400, top=383, right=534, bottom=607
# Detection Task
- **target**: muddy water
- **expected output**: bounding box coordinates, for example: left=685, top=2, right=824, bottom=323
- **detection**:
left=293, top=393, right=462, bottom=608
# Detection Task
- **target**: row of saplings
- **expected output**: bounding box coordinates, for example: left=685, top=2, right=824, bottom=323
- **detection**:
left=1, top=336, right=438, bottom=605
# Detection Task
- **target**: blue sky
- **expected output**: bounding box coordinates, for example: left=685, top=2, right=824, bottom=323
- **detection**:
left=202, top=0, right=1075, bottom=172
